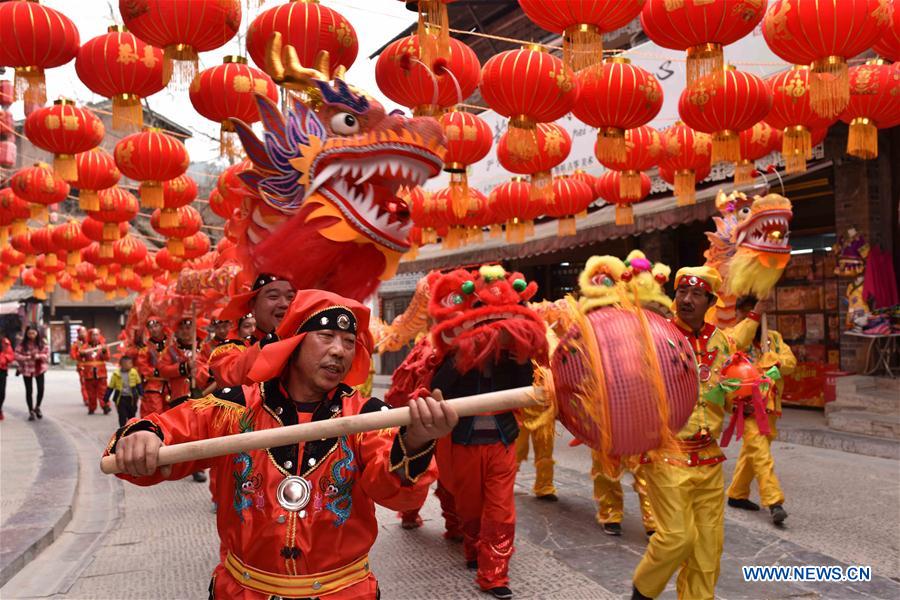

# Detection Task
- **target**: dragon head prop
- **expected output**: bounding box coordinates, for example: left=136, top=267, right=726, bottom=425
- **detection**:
left=231, top=79, right=445, bottom=300
left=705, top=190, right=793, bottom=325
left=427, top=265, right=548, bottom=374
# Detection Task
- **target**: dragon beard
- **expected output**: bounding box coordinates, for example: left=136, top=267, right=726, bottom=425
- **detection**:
left=440, top=319, right=549, bottom=375
left=725, top=247, right=790, bottom=299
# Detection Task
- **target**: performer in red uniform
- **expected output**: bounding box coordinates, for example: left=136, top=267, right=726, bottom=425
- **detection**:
left=159, top=317, right=206, bottom=409
left=198, top=313, right=232, bottom=385
left=70, top=326, right=89, bottom=407
left=212, top=274, right=295, bottom=388
left=106, top=290, right=457, bottom=599
left=80, top=328, right=111, bottom=415
left=135, top=319, right=170, bottom=418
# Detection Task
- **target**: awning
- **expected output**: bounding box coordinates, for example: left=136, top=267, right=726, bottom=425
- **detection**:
left=0, top=287, right=34, bottom=304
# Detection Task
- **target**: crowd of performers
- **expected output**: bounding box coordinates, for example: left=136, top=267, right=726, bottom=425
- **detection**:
left=103, top=250, right=795, bottom=600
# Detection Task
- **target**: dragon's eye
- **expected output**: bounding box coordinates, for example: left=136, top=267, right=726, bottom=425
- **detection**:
left=441, top=293, right=465, bottom=307
left=331, top=112, right=360, bottom=135
left=738, top=206, right=752, bottom=219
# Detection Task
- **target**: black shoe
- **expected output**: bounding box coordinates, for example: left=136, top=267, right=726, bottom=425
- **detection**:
left=28, top=411, right=36, bottom=421
left=486, top=586, right=512, bottom=599
left=88, top=410, right=95, bottom=415
left=602, top=522, right=622, bottom=536
left=728, top=497, right=760, bottom=511
left=770, top=504, right=787, bottom=524
left=536, top=493, right=558, bottom=502
left=192, top=471, right=208, bottom=483
left=102, top=406, right=111, bottom=415
left=466, top=560, right=478, bottom=570
left=645, top=529, right=656, bottom=537
left=34, top=407, right=42, bottom=419
left=631, top=584, right=653, bottom=600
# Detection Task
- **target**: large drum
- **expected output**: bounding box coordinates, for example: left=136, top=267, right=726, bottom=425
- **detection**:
left=552, top=306, right=698, bottom=458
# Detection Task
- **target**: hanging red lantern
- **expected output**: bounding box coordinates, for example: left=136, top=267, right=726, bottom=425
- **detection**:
left=248, top=1, right=358, bottom=80
left=840, top=60, right=900, bottom=159
left=595, top=125, right=664, bottom=199
left=10, top=230, right=35, bottom=266
left=22, top=268, right=47, bottom=299
left=208, top=187, right=230, bottom=220
left=545, top=176, right=595, bottom=237
left=88, top=187, right=140, bottom=257
left=490, top=178, right=535, bottom=244
left=376, top=34, right=480, bottom=116
left=217, top=159, right=251, bottom=216
left=679, top=66, right=773, bottom=164
left=659, top=122, right=712, bottom=206
left=114, top=128, right=189, bottom=208
left=81, top=241, right=117, bottom=283
left=113, top=235, right=148, bottom=280
left=0, top=189, right=31, bottom=239
left=481, top=45, right=578, bottom=159
left=762, top=0, right=891, bottom=119
left=497, top=122, right=573, bottom=201
left=735, top=121, right=780, bottom=184
left=52, top=219, right=91, bottom=269
left=75, top=259, right=98, bottom=292
left=134, top=253, right=159, bottom=288
left=0, top=1, right=79, bottom=106
left=573, top=57, right=663, bottom=163
left=81, top=215, right=129, bottom=260
left=570, top=170, right=600, bottom=201
left=160, top=174, right=198, bottom=228
left=154, top=247, right=184, bottom=275
left=29, top=225, right=58, bottom=268
left=641, top=0, right=768, bottom=85
left=151, top=204, right=202, bottom=256
left=432, top=187, right=488, bottom=248
left=765, top=66, right=837, bottom=174
left=189, top=56, right=278, bottom=157
left=10, top=162, right=70, bottom=221
left=596, top=170, right=651, bottom=225
left=874, top=5, right=900, bottom=61
left=73, top=148, right=121, bottom=212
left=58, top=271, right=83, bottom=301
left=440, top=110, right=492, bottom=217
left=24, top=100, right=105, bottom=181
left=406, top=186, right=439, bottom=244
left=35, top=253, right=65, bottom=288
left=2, top=245, right=26, bottom=279
left=520, top=0, right=645, bottom=71
left=181, top=231, right=211, bottom=260
left=120, top=0, right=241, bottom=87
left=75, top=26, right=166, bottom=131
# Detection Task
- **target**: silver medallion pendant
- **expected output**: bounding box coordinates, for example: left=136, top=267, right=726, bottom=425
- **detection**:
left=276, top=475, right=312, bottom=512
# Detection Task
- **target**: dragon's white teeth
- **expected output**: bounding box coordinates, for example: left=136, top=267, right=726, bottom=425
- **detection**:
left=356, top=163, right=378, bottom=186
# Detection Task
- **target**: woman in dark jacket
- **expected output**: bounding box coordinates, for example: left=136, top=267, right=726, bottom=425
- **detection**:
left=15, top=325, right=49, bottom=421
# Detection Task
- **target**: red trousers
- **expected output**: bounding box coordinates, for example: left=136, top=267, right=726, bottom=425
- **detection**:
left=442, top=439, right=517, bottom=590
left=77, top=370, right=88, bottom=406
left=83, top=378, right=108, bottom=412
left=140, top=389, right=166, bottom=418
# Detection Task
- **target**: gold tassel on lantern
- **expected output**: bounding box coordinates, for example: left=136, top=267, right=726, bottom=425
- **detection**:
left=79, top=189, right=100, bottom=212
left=810, top=56, right=849, bottom=120
left=112, top=93, right=143, bottom=131
left=596, top=127, right=626, bottom=163
left=563, top=24, right=602, bottom=72
left=160, top=208, right=179, bottom=229
left=53, top=154, right=78, bottom=182
left=100, top=242, right=114, bottom=259
left=404, top=244, right=419, bottom=260
left=847, top=117, right=878, bottom=160
left=98, top=265, right=109, bottom=280
left=448, top=168, right=470, bottom=218
left=102, top=222, right=121, bottom=242
left=508, top=115, right=539, bottom=160
left=711, top=130, right=740, bottom=164
left=29, top=205, right=47, bottom=222
left=733, top=160, right=755, bottom=184
left=530, top=171, right=554, bottom=202
left=83, top=281, right=96, bottom=292
left=615, top=204, right=634, bottom=226
left=140, top=181, right=164, bottom=209
left=525, top=220, right=535, bottom=237
left=46, top=273, right=57, bottom=288
left=123, top=265, right=134, bottom=279
left=219, top=121, right=241, bottom=159
left=783, top=125, right=812, bottom=173
left=619, top=170, right=643, bottom=200
left=674, top=169, right=697, bottom=206
left=168, top=238, right=185, bottom=256
left=46, top=253, right=58, bottom=268
left=0, top=227, right=7, bottom=246
left=163, top=44, right=199, bottom=89
left=686, top=43, right=723, bottom=86
left=557, top=216, right=577, bottom=237
left=141, top=274, right=153, bottom=288
left=416, top=0, right=450, bottom=69
left=14, top=66, right=46, bottom=106
left=489, top=223, right=503, bottom=238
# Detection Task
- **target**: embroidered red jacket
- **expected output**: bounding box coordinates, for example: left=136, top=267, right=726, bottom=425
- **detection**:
left=208, top=328, right=268, bottom=388
left=136, top=336, right=169, bottom=395
left=106, top=382, right=436, bottom=599
left=77, top=344, right=109, bottom=380
left=158, top=340, right=206, bottom=404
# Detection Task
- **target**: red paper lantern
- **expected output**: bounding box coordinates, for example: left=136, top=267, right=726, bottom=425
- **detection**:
left=840, top=60, right=900, bottom=160
left=595, top=125, right=664, bottom=199
left=440, top=110, right=492, bottom=217
left=189, top=56, right=278, bottom=156
left=489, top=178, right=535, bottom=244
left=596, top=170, right=651, bottom=225
left=432, top=187, right=488, bottom=248
left=134, top=253, right=159, bottom=288
left=641, top=0, right=767, bottom=84
left=573, top=57, right=663, bottom=163
left=181, top=231, right=211, bottom=260
left=520, top=0, right=644, bottom=71
left=678, top=66, right=773, bottom=164
left=113, top=235, right=148, bottom=280
left=0, top=1, right=79, bottom=106
left=75, top=259, right=98, bottom=291
left=81, top=215, right=129, bottom=261
left=150, top=204, right=202, bottom=256
left=73, top=148, right=121, bottom=211
left=497, top=122, right=573, bottom=201
left=765, top=66, right=837, bottom=174
left=11, top=230, right=36, bottom=268
left=376, top=35, right=480, bottom=116
left=52, top=219, right=91, bottom=269
left=120, top=0, right=241, bottom=87
left=0, top=188, right=31, bottom=239
left=89, top=187, right=140, bottom=248
left=570, top=170, right=600, bottom=201
left=35, top=252, right=65, bottom=288
left=24, top=99, right=105, bottom=181
left=217, top=159, right=251, bottom=216
left=1, top=245, right=26, bottom=279
left=735, top=121, right=781, bottom=184
left=75, top=26, right=166, bottom=130
left=159, top=174, right=198, bottom=228
left=762, top=0, right=891, bottom=118
left=545, top=176, right=595, bottom=236
left=29, top=225, right=58, bottom=268
left=22, top=268, right=47, bottom=299
left=659, top=122, right=712, bottom=205
left=248, top=1, right=357, bottom=80
left=114, top=129, right=189, bottom=208
left=10, top=163, right=70, bottom=221
left=155, top=247, right=185, bottom=274
left=208, top=187, right=230, bottom=220
left=481, top=45, right=578, bottom=159
left=81, top=241, right=117, bottom=283
left=874, top=5, right=900, bottom=61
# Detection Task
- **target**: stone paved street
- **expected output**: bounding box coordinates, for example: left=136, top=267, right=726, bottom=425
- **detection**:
left=1, top=370, right=899, bottom=599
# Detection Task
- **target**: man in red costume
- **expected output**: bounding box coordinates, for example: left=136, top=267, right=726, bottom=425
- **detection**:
left=70, top=326, right=89, bottom=407
left=198, top=311, right=232, bottom=394
left=388, top=265, right=548, bottom=600
left=80, top=328, right=111, bottom=415
left=136, top=319, right=170, bottom=418
left=107, top=290, right=457, bottom=599
left=159, top=317, right=206, bottom=409
left=212, top=274, right=296, bottom=388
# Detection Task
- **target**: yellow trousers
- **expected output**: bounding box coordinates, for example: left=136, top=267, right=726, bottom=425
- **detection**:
left=633, top=450, right=725, bottom=600
left=514, top=421, right=556, bottom=497
left=590, top=453, right=656, bottom=532
left=727, top=413, right=784, bottom=507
